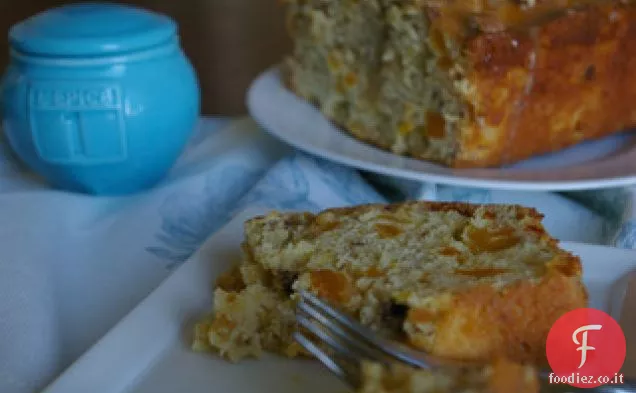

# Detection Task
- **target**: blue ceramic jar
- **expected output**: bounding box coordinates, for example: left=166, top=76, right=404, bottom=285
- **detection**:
left=1, top=3, right=200, bottom=194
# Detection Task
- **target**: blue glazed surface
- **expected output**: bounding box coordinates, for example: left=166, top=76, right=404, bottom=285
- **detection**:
left=9, top=3, right=176, bottom=56
left=1, top=3, right=200, bottom=195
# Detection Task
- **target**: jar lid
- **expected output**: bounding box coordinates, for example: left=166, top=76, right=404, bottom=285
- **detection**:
left=9, top=3, right=177, bottom=57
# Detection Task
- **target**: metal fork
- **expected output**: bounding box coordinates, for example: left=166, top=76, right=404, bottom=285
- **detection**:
left=293, top=290, right=636, bottom=393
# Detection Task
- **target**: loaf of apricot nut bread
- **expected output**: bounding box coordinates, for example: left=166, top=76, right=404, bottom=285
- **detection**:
left=359, top=358, right=538, bottom=393
left=193, top=202, right=587, bottom=364
left=282, top=0, right=636, bottom=167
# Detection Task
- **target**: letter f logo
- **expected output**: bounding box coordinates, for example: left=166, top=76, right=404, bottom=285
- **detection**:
left=572, top=324, right=602, bottom=369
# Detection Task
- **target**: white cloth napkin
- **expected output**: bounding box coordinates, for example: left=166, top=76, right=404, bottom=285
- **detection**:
left=0, top=117, right=632, bottom=393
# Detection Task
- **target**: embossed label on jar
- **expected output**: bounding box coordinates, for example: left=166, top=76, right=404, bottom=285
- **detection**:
left=28, top=81, right=127, bottom=165
left=32, top=86, right=119, bottom=109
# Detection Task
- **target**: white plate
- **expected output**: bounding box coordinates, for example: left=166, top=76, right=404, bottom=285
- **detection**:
left=43, top=209, right=636, bottom=393
left=247, top=67, right=636, bottom=191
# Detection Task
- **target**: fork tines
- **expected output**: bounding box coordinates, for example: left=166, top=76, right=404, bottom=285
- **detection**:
left=295, top=291, right=636, bottom=393
left=293, top=290, right=433, bottom=387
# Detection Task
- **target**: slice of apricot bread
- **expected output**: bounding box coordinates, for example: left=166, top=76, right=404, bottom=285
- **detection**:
left=193, top=202, right=587, bottom=364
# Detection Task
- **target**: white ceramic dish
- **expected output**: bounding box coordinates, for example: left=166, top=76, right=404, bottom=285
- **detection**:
left=43, top=209, right=636, bottom=393
left=247, top=67, right=636, bottom=192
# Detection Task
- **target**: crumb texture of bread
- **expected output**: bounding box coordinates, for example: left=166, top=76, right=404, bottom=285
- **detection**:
left=192, top=268, right=302, bottom=362
left=196, top=202, right=587, bottom=364
left=284, top=0, right=636, bottom=167
left=358, top=358, right=539, bottom=393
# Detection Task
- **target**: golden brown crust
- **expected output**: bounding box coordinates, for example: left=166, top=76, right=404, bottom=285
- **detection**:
left=284, top=1, right=636, bottom=168
left=410, top=269, right=587, bottom=363
left=455, top=2, right=636, bottom=167
left=421, top=0, right=614, bottom=34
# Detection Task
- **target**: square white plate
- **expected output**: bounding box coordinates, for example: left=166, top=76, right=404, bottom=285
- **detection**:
left=43, top=208, right=636, bottom=393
